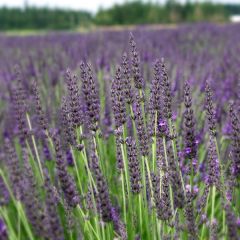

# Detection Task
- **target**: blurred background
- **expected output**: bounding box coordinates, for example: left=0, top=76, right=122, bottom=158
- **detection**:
left=0, top=0, right=240, bottom=33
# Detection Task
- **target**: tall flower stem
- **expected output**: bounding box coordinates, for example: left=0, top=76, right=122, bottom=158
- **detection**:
left=138, top=194, right=143, bottom=230
left=140, top=156, right=151, bottom=239
left=129, top=104, right=137, bottom=138
left=152, top=111, right=158, bottom=172
left=25, top=141, right=42, bottom=184
left=120, top=124, right=130, bottom=199
left=121, top=169, right=127, bottom=223
left=139, top=89, right=146, bottom=127
left=214, top=137, right=225, bottom=187
left=79, top=127, right=97, bottom=192
left=144, top=156, right=154, bottom=204
left=76, top=205, right=100, bottom=240
left=211, top=185, right=216, bottom=222
left=0, top=208, right=18, bottom=240
left=162, top=136, right=174, bottom=215
left=121, top=142, right=130, bottom=195
left=26, top=113, right=44, bottom=181
left=213, top=137, right=226, bottom=235
left=70, top=147, right=84, bottom=195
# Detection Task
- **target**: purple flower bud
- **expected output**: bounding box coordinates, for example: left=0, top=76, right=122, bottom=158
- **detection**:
left=80, top=61, right=100, bottom=131
left=111, top=207, right=127, bottom=239
left=59, top=97, right=77, bottom=148
left=205, top=82, right=217, bottom=137
left=184, top=184, right=196, bottom=239
left=111, top=66, right=127, bottom=128
left=152, top=174, right=172, bottom=221
left=185, top=184, right=191, bottom=192
left=207, top=137, right=220, bottom=187
left=44, top=171, right=64, bottom=240
left=43, top=142, right=51, bottom=160
left=52, top=134, right=80, bottom=208
left=133, top=93, right=149, bottom=156
left=168, top=147, right=185, bottom=208
left=161, top=58, right=172, bottom=119
left=193, top=185, right=199, bottom=194
left=11, top=69, right=29, bottom=143
left=121, top=52, right=133, bottom=104
left=32, top=79, right=48, bottom=131
left=157, top=119, right=168, bottom=137
left=90, top=141, right=112, bottom=222
left=65, top=69, right=83, bottom=128
left=229, top=103, right=240, bottom=177
left=66, top=149, right=74, bottom=166
left=129, top=33, right=144, bottom=90
left=183, top=81, right=197, bottom=161
left=21, top=148, right=50, bottom=238
left=236, top=218, right=240, bottom=227
left=126, top=137, right=141, bottom=194
left=224, top=204, right=238, bottom=240
left=185, top=147, right=192, bottom=154
left=4, top=138, right=21, bottom=199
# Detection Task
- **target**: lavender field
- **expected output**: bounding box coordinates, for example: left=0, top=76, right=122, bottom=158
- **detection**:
left=0, top=23, right=239, bottom=240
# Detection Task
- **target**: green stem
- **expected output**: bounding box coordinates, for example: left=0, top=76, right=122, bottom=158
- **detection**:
left=138, top=194, right=142, bottom=230
left=129, top=104, right=137, bottom=138
left=222, top=207, right=226, bottom=235
left=140, top=156, right=150, bottom=239
left=17, top=203, right=21, bottom=240
left=211, top=185, right=216, bottom=222
left=157, top=219, right=161, bottom=240
left=139, top=89, right=146, bottom=127
left=152, top=111, right=158, bottom=172
left=144, top=156, right=154, bottom=205
left=26, top=113, right=44, bottom=181
left=120, top=128, right=130, bottom=198
left=25, top=141, right=42, bottom=185
left=121, top=170, right=127, bottom=224
left=214, top=137, right=224, bottom=186
left=70, top=147, right=84, bottom=195
left=78, top=128, right=97, bottom=192
left=162, top=136, right=174, bottom=215
left=77, top=205, right=100, bottom=240
left=0, top=208, right=18, bottom=240
left=213, top=137, right=226, bottom=236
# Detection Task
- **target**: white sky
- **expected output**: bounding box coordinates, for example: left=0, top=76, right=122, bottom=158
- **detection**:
left=0, top=0, right=239, bottom=13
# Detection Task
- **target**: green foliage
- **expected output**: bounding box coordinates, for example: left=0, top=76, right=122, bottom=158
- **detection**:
left=0, top=7, right=92, bottom=30
left=95, top=0, right=230, bottom=25
left=0, top=1, right=240, bottom=30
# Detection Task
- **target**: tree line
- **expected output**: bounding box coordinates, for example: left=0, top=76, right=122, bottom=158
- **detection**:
left=0, top=7, right=92, bottom=30
left=0, top=1, right=240, bottom=30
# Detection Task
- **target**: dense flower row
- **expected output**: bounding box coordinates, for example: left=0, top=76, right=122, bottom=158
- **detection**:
left=0, top=23, right=239, bottom=239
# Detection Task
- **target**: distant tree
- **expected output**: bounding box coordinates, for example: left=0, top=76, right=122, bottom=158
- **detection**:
left=0, top=7, right=92, bottom=30
left=0, top=1, right=239, bottom=30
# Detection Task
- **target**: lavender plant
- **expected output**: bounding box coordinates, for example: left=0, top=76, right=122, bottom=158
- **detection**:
left=0, top=24, right=239, bottom=240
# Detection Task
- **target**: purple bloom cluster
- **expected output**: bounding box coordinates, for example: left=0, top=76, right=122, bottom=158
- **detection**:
left=52, top=134, right=80, bottom=208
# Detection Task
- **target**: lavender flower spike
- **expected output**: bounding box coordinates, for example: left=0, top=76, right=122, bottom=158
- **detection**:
left=126, top=137, right=141, bottom=194
left=111, top=66, right=127, bottom=129
left=52, top=134, right=80, bottom=208
left=129, top=33, right=143, bottom=90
